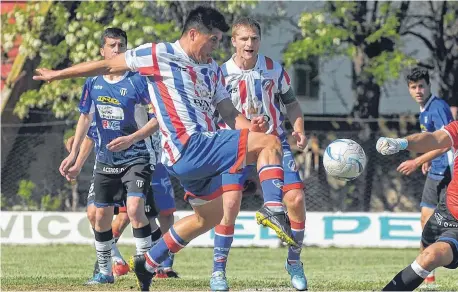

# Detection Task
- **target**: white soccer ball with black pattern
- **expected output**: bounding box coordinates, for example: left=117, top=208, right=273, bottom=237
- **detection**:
left=323, top=139, right=367, bottom=181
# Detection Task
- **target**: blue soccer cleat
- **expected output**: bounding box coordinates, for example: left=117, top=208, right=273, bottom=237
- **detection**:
left=285, top=261, right=308, bottom=291
left=210, top=271, right=229, bottom=291
left=85, top=272, right=114, bottom=285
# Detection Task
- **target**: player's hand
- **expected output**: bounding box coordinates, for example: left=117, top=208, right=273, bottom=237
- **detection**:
left=59, top=153, right=77, bottom=177
left=249, top=116, right=268, bottom=132
left=65, top=136, right=75, bottom=153
left=397, top=159, right=418, bottom=176
left=422, top=161, right=431, bottom=175
left=292, top=131, right=307, bottom=150
left=107, top=136, right=135, bottom=152
left=33, top=68, right=59, bottom=83
left=65, top=164, right=82, bottom=181
left=376, top=137, right=408, bottom=155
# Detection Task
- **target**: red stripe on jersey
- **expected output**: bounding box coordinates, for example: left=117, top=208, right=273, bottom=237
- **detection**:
left=187, top=66, right=213, bottom=131
left=284, top=69, right=291, bottom=85
left=152, top=43, right=189, bottom=146
left=219, top=67, right=226, bottom=86
left=266, top=82, right=278, bottom=132
left=265, top=56, right=273, bottom=70
left=138, top=44, right=157, bottom=75
left=163, top=141, right=176, bottom=164
left=239, top=80, right=247, bottom=115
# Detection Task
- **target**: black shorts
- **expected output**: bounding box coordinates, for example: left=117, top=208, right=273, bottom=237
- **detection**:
left=421, top=175, right=449, bottom=209
left=421, top=209, right=458, bottom=269
left=87, top=180, right=158, bottom=217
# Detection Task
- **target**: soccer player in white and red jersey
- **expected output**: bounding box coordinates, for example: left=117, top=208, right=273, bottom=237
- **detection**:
left=377, top=124, right=458, bottom=291
left=34, top=6, right=298, bottom=291
left=211, top=17, right=307, bottom=291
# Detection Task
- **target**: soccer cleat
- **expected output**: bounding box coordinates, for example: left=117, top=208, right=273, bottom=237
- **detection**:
left=210, top=271, right=229, bottom=291
left=154, top=267, right=180, bottom=278
left=255, top=206, right=297, bottom=246
left=129, top=254, right=155, bottom=291
left=113, top=259, right=130, bottom=277
left=85, top=272, right=114, bottom=285
left=92, top=260, right=100, bottom=276
left=285, top=261, right=308, bottom=291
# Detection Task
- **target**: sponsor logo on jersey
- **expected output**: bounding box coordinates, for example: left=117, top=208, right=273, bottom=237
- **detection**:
left=94, top=85, right=103, bottom=90
left=97, top=105, right=124, bottom=120
left=97, top=96, right=121, bottom=105
left=102, top=120, right=120, bottom=130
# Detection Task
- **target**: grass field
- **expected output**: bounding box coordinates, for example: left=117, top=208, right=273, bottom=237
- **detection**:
left=1, top=245, right=457, bottom=291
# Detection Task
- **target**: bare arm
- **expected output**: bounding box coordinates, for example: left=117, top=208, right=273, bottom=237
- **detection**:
left=217, top=99, right=252, bottom=130
left=414, top=147, right=450, bottom=166
left=73, top=137, right=95, bottom=170
left=34, top=53, right=129, bottom=82
left=285, top=100, right=304, bottom=134
left=107, top=117, right=160, bottom=152
left=406, top=130, right=452, bottom=153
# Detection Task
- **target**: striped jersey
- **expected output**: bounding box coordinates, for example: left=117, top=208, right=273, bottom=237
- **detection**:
left=125, top=41, right=229, bottom=166
left=219, top=54, right=291, bottom=136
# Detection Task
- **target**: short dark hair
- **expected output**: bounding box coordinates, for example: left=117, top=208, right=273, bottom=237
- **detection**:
left=406, top=67, right=430, bottom=85
left=182, top=6, right=230, bottom=35
left=100, top=27, right=127, bottom=47
left=232, top=17, right=261, bottom=38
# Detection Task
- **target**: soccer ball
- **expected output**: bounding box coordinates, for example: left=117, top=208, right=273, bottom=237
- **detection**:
left=323, top=139, right=367, bottom=181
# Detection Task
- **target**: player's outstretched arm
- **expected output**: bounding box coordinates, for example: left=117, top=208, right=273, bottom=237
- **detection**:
left=107, top=117, right=159, bottom=152
left=33, top=53, right=129, bottom=83
left=377, top=130, right=452, bottom=156
left=217, top=99, right=267, bottom=132
left=60, top=113, right=93, bottom=179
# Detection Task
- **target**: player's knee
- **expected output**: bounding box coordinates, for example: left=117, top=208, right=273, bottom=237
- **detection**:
left=87, top=208, right=96, bottom=228
left=126, top=197, right=144, bottom=223
left=418, top=245, right=446, bottom=270
left=284, top=189, right=305, bottom=210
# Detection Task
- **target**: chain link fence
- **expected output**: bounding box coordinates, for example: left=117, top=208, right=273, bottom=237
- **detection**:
left=1, top=118, right=428, bottom=212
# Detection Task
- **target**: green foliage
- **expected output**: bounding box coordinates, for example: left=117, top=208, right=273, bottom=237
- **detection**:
left=17, top=180, right=37, bottom=209
left=285, top=1, right=414, bottom=87
left=40, top=194, right=62, bottom=211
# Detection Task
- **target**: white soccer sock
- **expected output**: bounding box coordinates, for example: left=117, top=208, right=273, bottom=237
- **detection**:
left=95, top=240, right=112, bottom=276
left=111, top=239, right=124, bottom=263
left=411, top=260, right=430, bottom=279
left=135, top=236, right=152, bottom=255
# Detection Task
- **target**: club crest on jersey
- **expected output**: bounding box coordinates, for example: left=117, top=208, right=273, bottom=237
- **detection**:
left=120, top=88, right=127, bottom=96
left=262, top=79, right=275, bottom=91
left=435, top=212, right=444, bottom=225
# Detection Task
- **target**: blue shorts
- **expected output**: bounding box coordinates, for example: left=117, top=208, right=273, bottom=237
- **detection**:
left=165, top=129, right=249, bottom=205
left=151, top=162, right=176, bottom=215
left=236, top=135, right=304, bottom=192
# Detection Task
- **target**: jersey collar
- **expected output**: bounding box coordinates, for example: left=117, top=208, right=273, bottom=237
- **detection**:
left=102, top=71, right=129, bottom=84
left=420, top=95, right=436, bottom=112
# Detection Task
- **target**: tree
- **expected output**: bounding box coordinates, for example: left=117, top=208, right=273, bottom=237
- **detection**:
left=284, top=1, right=413, bottom=211
left=401, top=1, right=458, bottom=112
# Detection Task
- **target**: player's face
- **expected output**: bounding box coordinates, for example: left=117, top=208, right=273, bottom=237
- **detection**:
left=100, top=37, right=127, bottom=60
left=231, top=26, right=260, bottom=61
left=191, top=28, right=223, bottom=63
left=408, top=79, right=431, bottom=105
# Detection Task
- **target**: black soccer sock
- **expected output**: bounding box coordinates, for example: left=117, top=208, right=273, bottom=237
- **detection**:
left=151, top=227, right=162, bottom=246
left=382, top=261, right=429, bottom=291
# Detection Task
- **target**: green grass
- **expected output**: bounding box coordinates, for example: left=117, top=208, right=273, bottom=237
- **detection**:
left=1, top=245, right=457, bottom=291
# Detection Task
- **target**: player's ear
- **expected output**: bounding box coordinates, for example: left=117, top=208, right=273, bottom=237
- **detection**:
left=188, top=28, right=197, bottom=42
left=231, top=36, right=236, bottom=48
left=100, top=47, right=105, bottom=57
